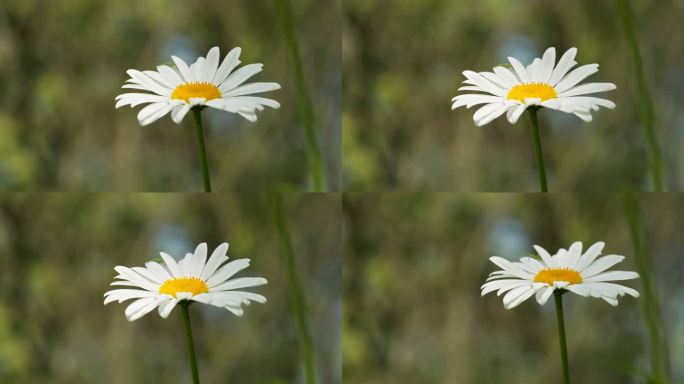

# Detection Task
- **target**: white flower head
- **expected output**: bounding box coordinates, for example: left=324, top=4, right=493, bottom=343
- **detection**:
left=115, top=47, right=281, bottom=126
left=451, top=47, right=616, bottom=126
left=481, top=241, right=639, bottom=309
left=104, top=242, right=268, bottom=321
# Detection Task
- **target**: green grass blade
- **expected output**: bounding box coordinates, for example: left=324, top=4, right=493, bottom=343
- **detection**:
left=616, top=0, right=664, bottom=191
left=268, top=193, right=317, bottom=383
left=621, top=192, right=670, bottom=383
left=274, top=0, right=327, bottom=192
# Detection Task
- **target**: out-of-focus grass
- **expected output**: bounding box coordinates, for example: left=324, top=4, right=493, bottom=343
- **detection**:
left=616, top=0, right=665, bottom=191
left=269, top=193, right=317, bottom=383
left=622, top=192, right=670, bottom=383
left=274, top=0, right=326, bottom=192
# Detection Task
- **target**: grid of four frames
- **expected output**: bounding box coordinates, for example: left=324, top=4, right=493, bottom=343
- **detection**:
left=0, top=1, right=682, bottom=383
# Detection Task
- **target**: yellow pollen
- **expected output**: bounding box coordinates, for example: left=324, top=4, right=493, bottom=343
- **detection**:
left=534, top=268, right=583, bottom=285
left=171, top=82, right=221, bottom=102
left=159, top=277, right=208, bottom=298
left=507, top=83, right=557, bottom=102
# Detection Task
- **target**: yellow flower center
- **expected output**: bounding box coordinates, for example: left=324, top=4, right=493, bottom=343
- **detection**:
left=507, top=83, right=557, bottom=102
left=171, top=82, right=221, bottom=102
left=534, top=268, right=583, bottom=285
left=159, top=277, right=209, bottom=298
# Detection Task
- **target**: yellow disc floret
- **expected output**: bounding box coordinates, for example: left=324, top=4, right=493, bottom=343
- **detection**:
left=159, top=277, right=209, bottom=297
left=534, top=268, right=583, bottom=285
left=171, top=82, right=221, bottom=103
left=507, top=83, right=557, bottom=103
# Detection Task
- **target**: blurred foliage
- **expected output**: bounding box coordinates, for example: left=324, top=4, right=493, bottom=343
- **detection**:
left=343, top=193, right=683, bottom=383
left=0, top=0, right=341, bottom=191
left=343, top=0, right=684, bottom=191
left=0, top=193, right=341, bottom=383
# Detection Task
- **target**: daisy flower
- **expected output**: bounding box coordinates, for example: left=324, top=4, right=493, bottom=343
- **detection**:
left=104, top=242, right=268, bottom=321
left=115, top=46, right=281, bottom=126
left=451, top=47, right=616, bottom=126
left=481, top=241, right=639, bottom=309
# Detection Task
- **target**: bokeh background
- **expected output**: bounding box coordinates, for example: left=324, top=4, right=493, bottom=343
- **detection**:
left=344, top=193, right=682, bottom=383
left=0, top=0, right=340, bottom=191
left=343, top=0, right=684, bottom=191
left=0, top=193, right=341, bottom=383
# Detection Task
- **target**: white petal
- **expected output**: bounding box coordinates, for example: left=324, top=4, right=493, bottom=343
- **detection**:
left=205, top=259, right=252, bottom=287
left=548, top=47, right=578, bottom=86
left=189, top=243, right=208, bottom=277
left=104, top=289, right=157, bottom=305
left=575, top=242, right=605, bottom=271
left=481, top=279, right=530, bottom=296
left=506, top=104, right=527, bottom=124
left=172, top=56, right=194, bottom=83
left=462, top=71, right=507, bottom=97
left=507, top=56, right=530, bottom=83
left=200, top=243, right=230, bottom=281
left=537, top=286, right=555, bottom=305
left=506, top=286, right=538, bottom=309
left=158, top=299, right=178, bottom=318
left=160, top=252, right=181, bottom=277
left=157, top=65, right=184, bottom=87
left=203, top=47, right=220, bottom=83
left=221, top=82, right=281, bottom=97
left=213, top=47, right=242, bottom=85
left=145, top=261, right=172, bottom=282
left=580, top=255, right=625, bottom=278
left=451, top=95, right=503, bottom=110
left=557, top=82, right=616, bottom=98
left=171, top=104, right=191, bottom=124
left=554, top=64, right=599, bottom=93
left=533, top=245, right=555, bottom=267
left=209, top=277, right=268, bottom=292
left=476, top=104, right=510, bottom=126
left=115, top=94, right=168, bottom=109
left=126, top=69, right=172, bottom=96
left=139, top=103, right=173, bottom=126
left=218, top=63, right=264, bottom=92
left=584, top=271, right=639, bottom=282
left=493, top=66, right=520, bottom=88
left=540, top=47, right=556, bottom=83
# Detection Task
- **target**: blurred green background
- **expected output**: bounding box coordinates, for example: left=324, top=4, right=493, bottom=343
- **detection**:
left=343, top=193, right=682, bottom=383
left=0, top=0, right=340, bottom=191
left=0, top=193, right=341, bottom=383
left=343, top=0, right=684, bottom=191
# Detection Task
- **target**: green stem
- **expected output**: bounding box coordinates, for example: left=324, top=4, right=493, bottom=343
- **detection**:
left=192, top=108, right=212, bottom=192
left=554, top=290, right=570, bottom=384
left=274, top=0, right=326, bottom=192
left=616, top=0, right=664, bottom=191
left=621, top=192, right=670, bottom=382
left=268, top=193, right=316, bottom=383
left=179, top=301, right=200, bottom=384
left=527, top=109, right=548, bottom=192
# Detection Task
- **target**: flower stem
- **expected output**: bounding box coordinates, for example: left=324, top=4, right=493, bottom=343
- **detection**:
left=527, top=109, right=548, bottom=192
left=192, top=108, right=211, bottom=192
left=179, top=301, right=200, bottom=384
left=553, top=290, right=570, bottom=384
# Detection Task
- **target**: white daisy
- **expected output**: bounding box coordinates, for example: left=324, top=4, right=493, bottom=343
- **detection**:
left=481, top=241, right=639, bottom=309
left=104, top=242, right=268, bottom=321
left=451, top=47, right=616, bottom=126
left=115, top=46, right=281, bottom=126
